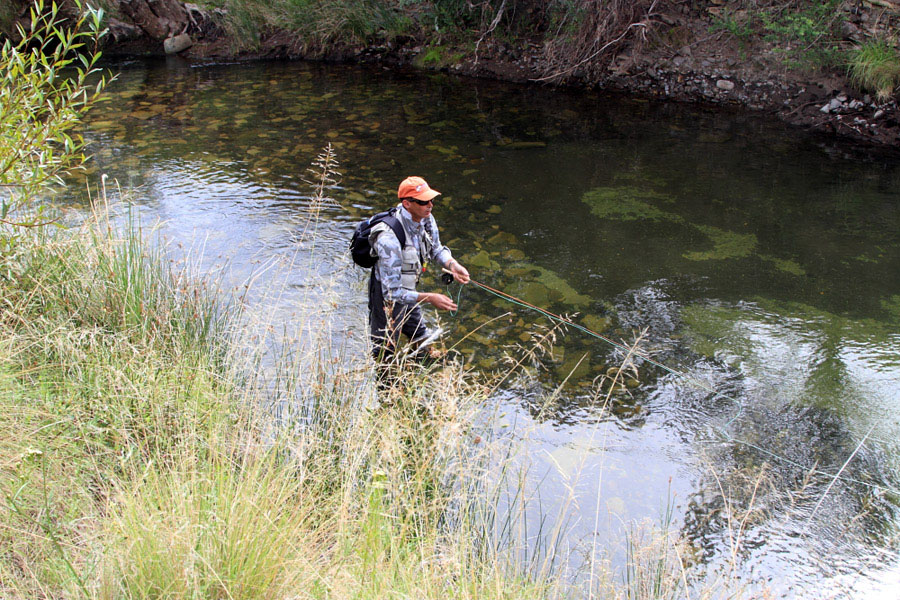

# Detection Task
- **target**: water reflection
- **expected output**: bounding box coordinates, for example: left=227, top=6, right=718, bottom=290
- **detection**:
left=74, top=57, right=900, bottom=596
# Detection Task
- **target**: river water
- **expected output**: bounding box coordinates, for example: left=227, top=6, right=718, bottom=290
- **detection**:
left=75, top=57, right=900, bottom=597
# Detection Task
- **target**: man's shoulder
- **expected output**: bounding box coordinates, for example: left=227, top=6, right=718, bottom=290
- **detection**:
left=372, top=222, right=403, bottom=249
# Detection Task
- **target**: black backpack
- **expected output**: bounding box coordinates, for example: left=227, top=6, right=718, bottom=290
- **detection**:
left=349, top=208, right=407, bottom=268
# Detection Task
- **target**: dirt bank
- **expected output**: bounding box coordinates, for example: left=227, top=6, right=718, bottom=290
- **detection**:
left=7, top=0, right=900, bottom=150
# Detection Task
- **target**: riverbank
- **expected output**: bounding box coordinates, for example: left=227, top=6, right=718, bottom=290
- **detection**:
left=0, top=198, right=562, bottom=599
left=6, top=0, right=900, bottom=149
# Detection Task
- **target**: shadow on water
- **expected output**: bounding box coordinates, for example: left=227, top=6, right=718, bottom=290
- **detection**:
left=72, top=57, right=900, bottom=596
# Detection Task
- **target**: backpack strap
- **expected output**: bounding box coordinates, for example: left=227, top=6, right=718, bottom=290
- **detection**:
left=381, top=209, right=406, bottom=249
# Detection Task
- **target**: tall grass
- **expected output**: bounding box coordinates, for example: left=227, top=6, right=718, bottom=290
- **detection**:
left=1, top=150, right=765, bottom=598
left=849, top=39, right=900, bottom=101
left=0, top=180, right=557, bottom=598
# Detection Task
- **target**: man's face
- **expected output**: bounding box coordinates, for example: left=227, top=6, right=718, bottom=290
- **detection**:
left=402, top=198, right=434, bottom=222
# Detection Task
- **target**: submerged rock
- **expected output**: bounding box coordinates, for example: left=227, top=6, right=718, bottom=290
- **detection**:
left=556, top=353, right=591, bottom=381
left=466, top=250, right=496, bottom=270
left=581, top=314, right=610, bottom=333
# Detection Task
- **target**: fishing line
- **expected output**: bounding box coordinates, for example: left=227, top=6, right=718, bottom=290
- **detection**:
left=443, top=272, right=900, bottom=497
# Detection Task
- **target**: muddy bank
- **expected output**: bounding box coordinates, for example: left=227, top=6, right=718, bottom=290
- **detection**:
left=7, top=0, right=900, bottom=150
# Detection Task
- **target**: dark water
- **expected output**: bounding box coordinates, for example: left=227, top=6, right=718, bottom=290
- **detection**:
left=76, top=57, right=900, bottom=597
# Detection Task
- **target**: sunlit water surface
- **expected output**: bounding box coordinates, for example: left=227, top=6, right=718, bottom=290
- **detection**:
left=69, top=57, right=900, bottom=597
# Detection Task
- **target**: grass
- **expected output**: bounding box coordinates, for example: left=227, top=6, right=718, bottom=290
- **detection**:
left=0, top=145, right=774, bottom=598
left=194, top=0, right=413, bottom=51
left=0, top=170, right=557, bottom=598
left=849, top=39, right=900, bottom=101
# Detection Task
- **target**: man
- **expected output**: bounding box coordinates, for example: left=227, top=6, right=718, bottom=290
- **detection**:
left=368, top=176, right=470, bottom=362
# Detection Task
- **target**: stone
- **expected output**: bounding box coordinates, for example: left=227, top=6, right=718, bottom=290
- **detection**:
left=486, top=231, right=516, bottom=246
left=120, top=0, right=191, bottom=40
left=875, top=109, right=885, bottom=119
left=467, top=250, right=494, bottom=270
left=556, top=354, right=591, bottom=381
left=581, top=315, right=610, bottom=333
left=829, top=98, right=843, bottom=111
left=164, top=33, right=193, bottom=54
left=716, top=80, right=734, bottom=91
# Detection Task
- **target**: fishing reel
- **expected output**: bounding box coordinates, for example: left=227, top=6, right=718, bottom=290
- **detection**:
left=441, top=272, right=454, bottom=285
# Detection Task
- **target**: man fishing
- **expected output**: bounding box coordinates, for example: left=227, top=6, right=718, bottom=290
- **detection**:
left=368, top=176, right=469, bottom=364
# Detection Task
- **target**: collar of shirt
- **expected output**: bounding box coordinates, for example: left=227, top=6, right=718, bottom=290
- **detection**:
left=397, top=204, right=425, bottom=236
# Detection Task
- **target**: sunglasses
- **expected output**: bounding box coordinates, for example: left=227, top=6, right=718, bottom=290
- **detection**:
left=406, top=198, right=434, bottom=206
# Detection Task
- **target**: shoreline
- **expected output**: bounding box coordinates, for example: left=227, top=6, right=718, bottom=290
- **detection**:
left=9, top=0, right=900, bottom=151
left=105, top=34, right=900, bottom=153
left=96, top=1, right=900, bottom=153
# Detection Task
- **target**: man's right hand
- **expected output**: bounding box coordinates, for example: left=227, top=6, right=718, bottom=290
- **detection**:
left=420, top=292, right=458, bottom=312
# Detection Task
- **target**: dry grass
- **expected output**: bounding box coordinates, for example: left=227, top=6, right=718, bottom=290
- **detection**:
left=0, top=147, right=780, bottom=599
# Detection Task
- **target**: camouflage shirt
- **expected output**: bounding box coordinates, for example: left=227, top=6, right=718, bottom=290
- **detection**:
left=372, top=204, right=453, bottom=305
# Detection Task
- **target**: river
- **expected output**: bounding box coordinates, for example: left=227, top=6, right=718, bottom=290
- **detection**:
left=74, top=56, right=900, bottom=598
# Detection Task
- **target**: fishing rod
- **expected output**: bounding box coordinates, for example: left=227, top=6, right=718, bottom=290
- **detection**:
left=442, top=268, right=710, bottom=385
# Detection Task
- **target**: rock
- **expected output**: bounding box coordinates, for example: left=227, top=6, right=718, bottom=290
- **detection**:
left=556, top=354, right=591, bottom=380
left=841, top=20, right=863, bottom=42
left=507, top=267, right=535, bottom=278
left=120, top=0, right=191, bottom=41
left=467, top=250, right=494, bottom=270
left=716, top=79, right=734, bottom=91
left=486, top=231, right=516, bottom=246
left=820, top=104, right=832, bottom=114
left=486, top=205, right=502, bottom=214
left=107, top=18, right=143, bottom=42
left=164, top=33, right=193, bottom=54
left=875, top=109, right=885, bottom=119
left=500, top=141, right=547, bottom=149
left=829, top=98, right=843, bottom=111
left=581, top=314, right=610, bottom=333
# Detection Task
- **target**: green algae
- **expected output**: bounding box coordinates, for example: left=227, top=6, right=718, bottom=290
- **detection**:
left=532, top=266, right=592, bottom=307
left=881, top=295, right=900, bottom=323
left=683, top=225, right=757, bottom=261
left=760, top=255, right=806, bottom=276
left=581, top=186, right=681, bottom=222
left=465, top=250, right=498, bottom=271
left=556, top=352, right=592, bottom=381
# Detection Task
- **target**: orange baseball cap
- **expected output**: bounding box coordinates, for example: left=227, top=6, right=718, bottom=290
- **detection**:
left=398, top=176, right=440, bottom=201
